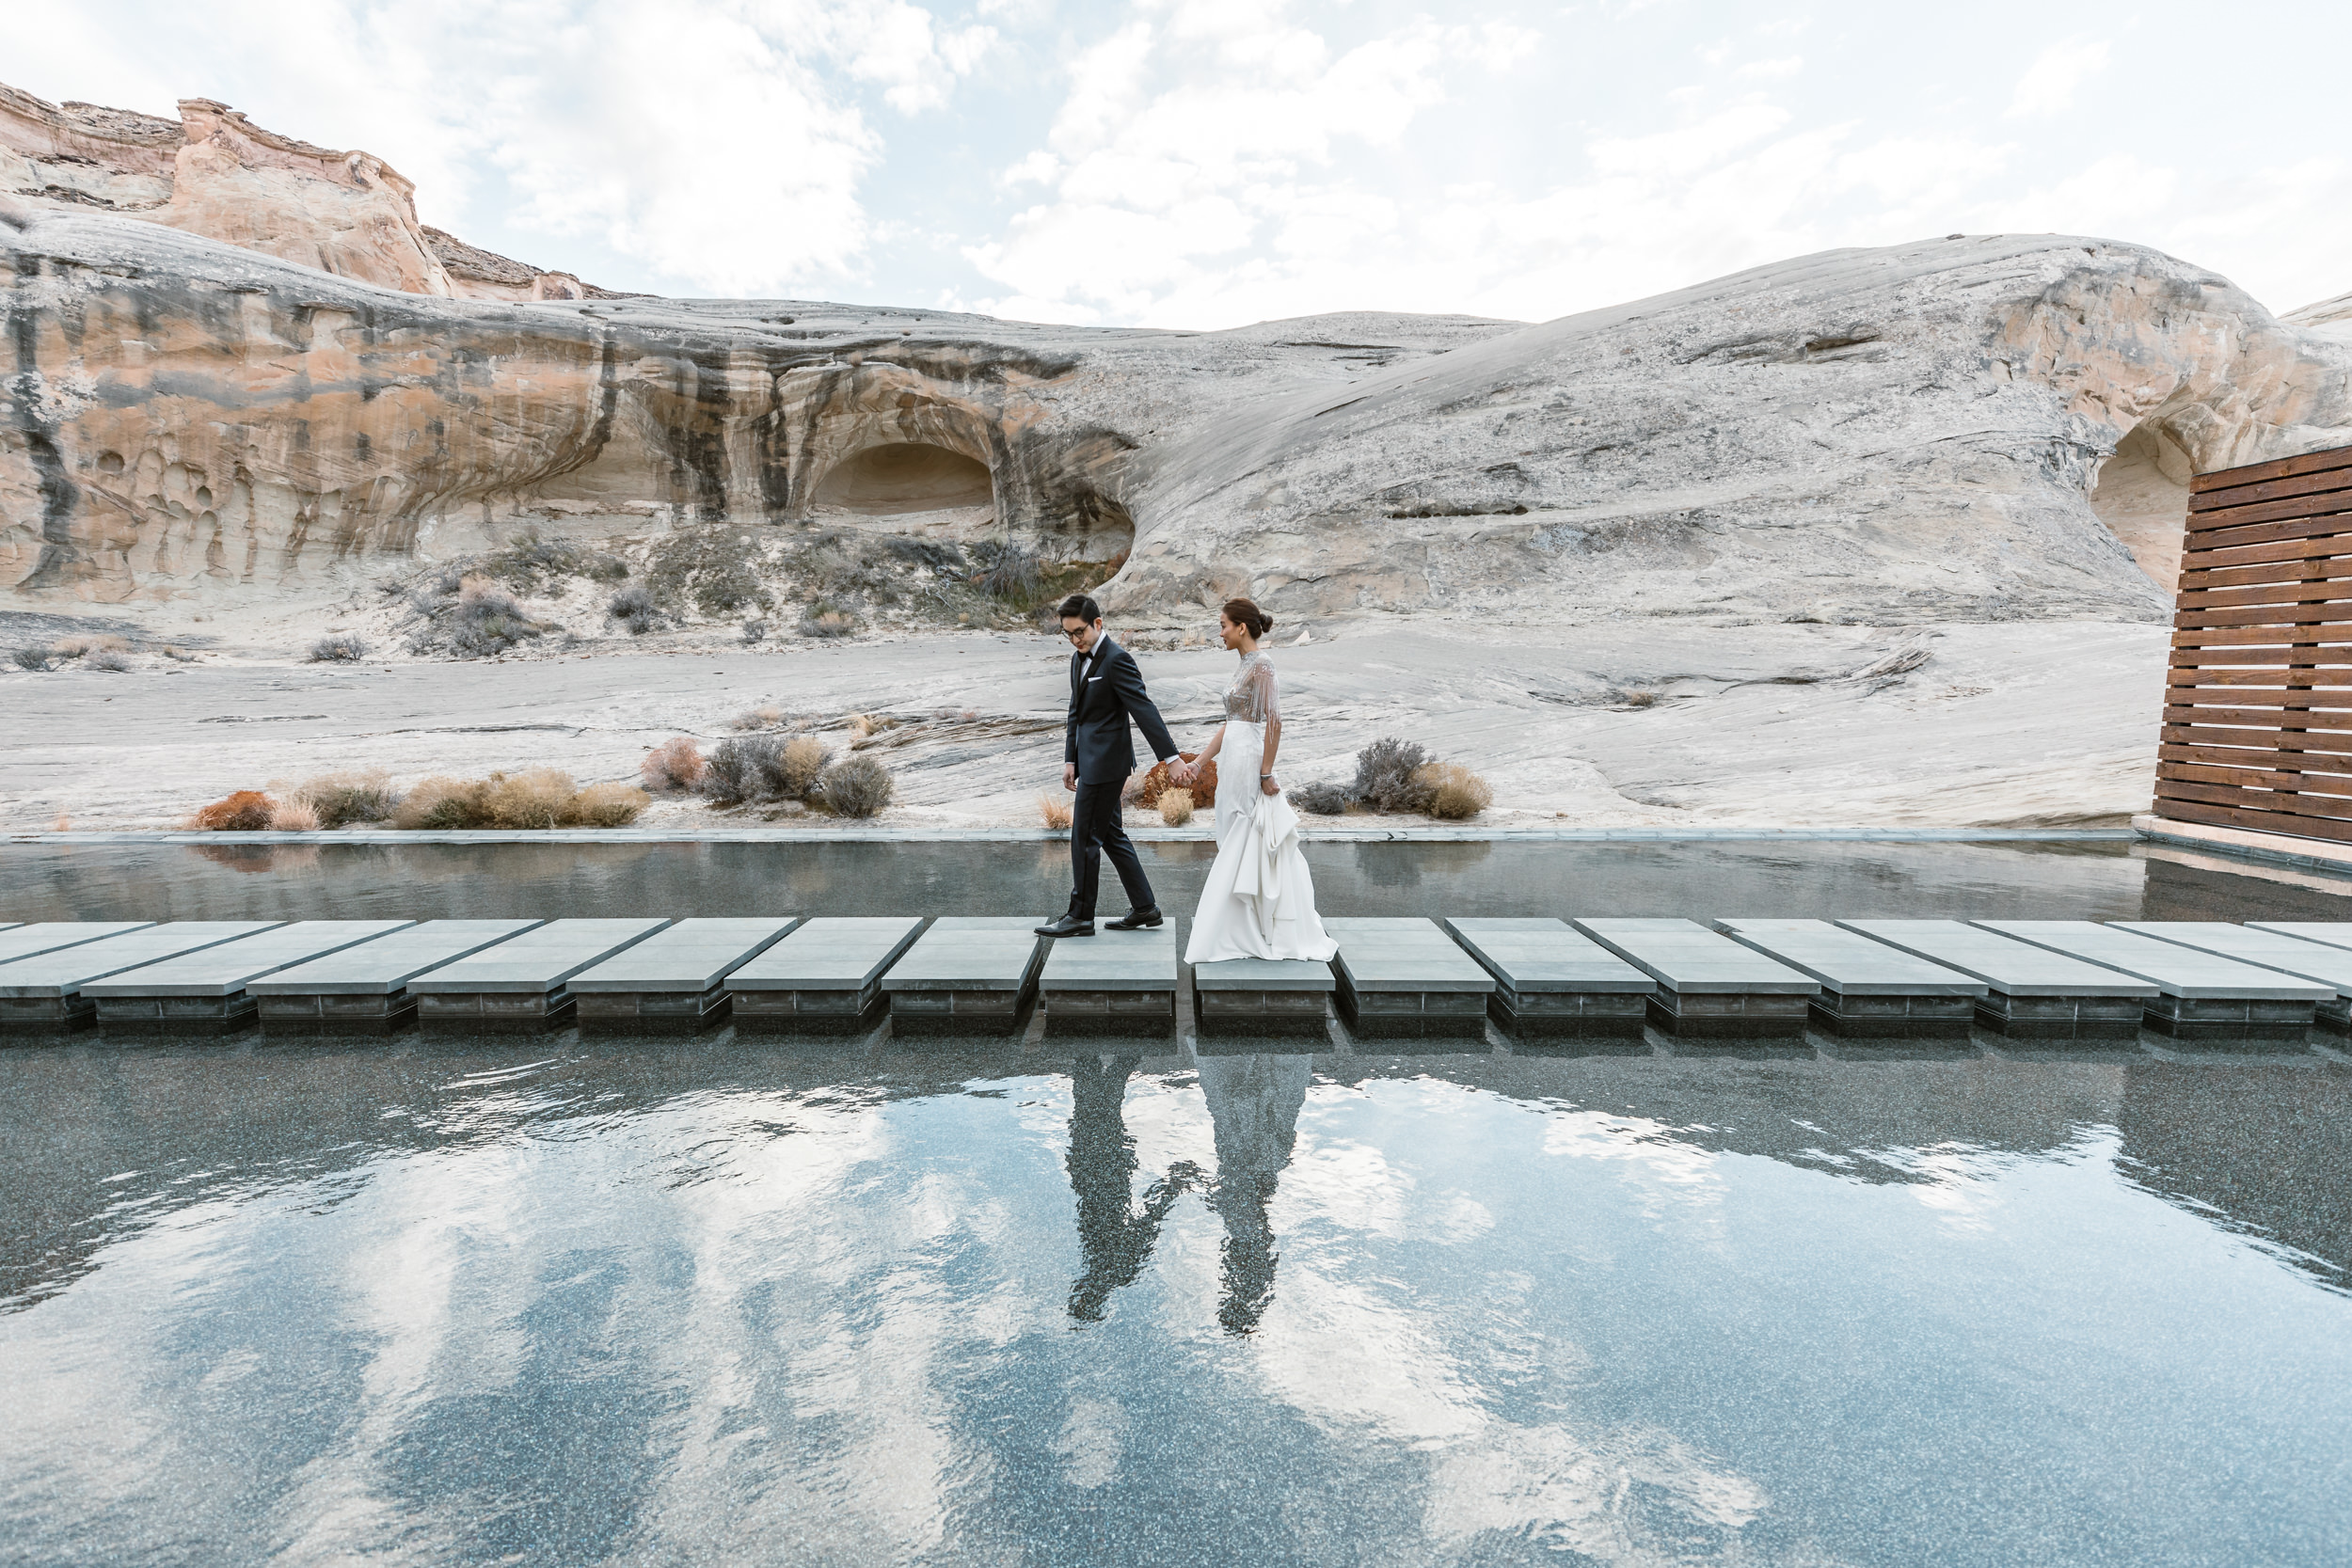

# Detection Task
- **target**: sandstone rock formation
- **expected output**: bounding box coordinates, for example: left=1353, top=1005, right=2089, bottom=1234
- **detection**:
left=4, top=78, right=2350, bottom=632
left=0, top=82, right=612, bottom=302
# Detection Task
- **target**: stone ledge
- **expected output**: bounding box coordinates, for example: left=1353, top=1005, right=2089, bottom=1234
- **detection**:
left=2132, top=816, right=2352, bottom=877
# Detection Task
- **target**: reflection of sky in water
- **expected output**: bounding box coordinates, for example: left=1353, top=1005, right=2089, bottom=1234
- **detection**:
left=3, top=1046, right=2348, bottom=1566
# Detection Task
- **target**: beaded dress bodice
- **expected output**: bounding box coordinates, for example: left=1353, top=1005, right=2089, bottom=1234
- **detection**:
left=1223, top=650, right=1279, bottom=724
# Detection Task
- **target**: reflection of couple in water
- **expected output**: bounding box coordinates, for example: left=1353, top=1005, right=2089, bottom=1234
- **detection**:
left=1065, top=1052, right=1311, bottom=1333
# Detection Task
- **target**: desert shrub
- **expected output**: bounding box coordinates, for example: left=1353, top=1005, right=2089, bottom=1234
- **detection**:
left=1352, top=736, right=1433, bottom=813
left=294, top=768, right=398, bottom=827
left=1414, top=763, right=1493, bottom=820
left=11, top=647, right=49, bottom=671
left=1292, top=780, right=1349, bottom=816
left=641, top=736, right=706, bottom=792
left=162, top=645, right=197, bottom=662
left=485, top=534, right=628, bottom=592
left=971, top=539, right=1042, bottom=599
left=564, top=782, right=650, bottom=827
left=799, top=608, right=858, bottom=639
left=392, top=776, right=492, bottom=830
left=53, top=633, right=130, bottom=657
left=308, top=633, right=367, bottom=663
left=732, top=704, right=784, bottom=731
left=882, top=536, right=965, bottom=570
left=192, top=790, right=278, bottom=831
left=83, top=649, right=133, bottom=673
left=779, top=736, right=832, bottom=798
left=485, top=768, right=579, bottom=829
left=741, top=618, right=769, bottom=643
left=269, top=799, right=322, bottom=832
left=1158, top=789, right=1195, bottom=826
left=703, top=736, right=790, bottom=804
left=609, top=582, right=664, bottom=635
left=1039, top=793, right=1073, bottom=829
left=1617, top=689, right=1657, bottom=708
left=811, top=755, right=893, bottom=817
left=447, top=579, right=547, bottom=657
left=1134, top=752, right=1216, bottom=809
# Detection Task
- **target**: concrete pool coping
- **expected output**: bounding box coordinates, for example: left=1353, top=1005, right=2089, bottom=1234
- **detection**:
left=5, top=827, right=2142, bottom=847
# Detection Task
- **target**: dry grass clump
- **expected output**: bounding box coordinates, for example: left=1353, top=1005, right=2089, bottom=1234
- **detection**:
left=731, top=704, right=785, bottom=731
left=1134, top=752, right=1216, bottom=809
left=641, top=736, right=706, bottom=792
left=391, top=776, right=490, bottom=830
left=84, top=648, right=134, bottom=673
left=848, top=713, right=877, bottom=738
left=800, top=609, right=858, bottom=639
left=191, top=790, right=278, bottom=831
left=308, top=634, right=367, bottom=663
left=780, top=736, right=831, bottom=796
left=294, top=768, right=397, bottom=827
left=1414, top=763, right=1493, bottom=820
left=1039, top=793, right=1073, bottom=829
left=810, top=755, right=893, bottom=817
left=53, top=633, right=130, bottom=658
left=568, top=782, right=651, bottom=827
left=269, top=799, right=322, bottom=832
left=1157, top=789, right=1196, bottom=826
left=389, top=772, right=649, bottom=829
left=162, top=645, right=198, bottom=662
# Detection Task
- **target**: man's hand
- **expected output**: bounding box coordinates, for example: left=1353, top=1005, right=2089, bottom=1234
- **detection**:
left=1063, top=763, right=1077, bottom=793
left=1167, top=760, right=1191, bottom=786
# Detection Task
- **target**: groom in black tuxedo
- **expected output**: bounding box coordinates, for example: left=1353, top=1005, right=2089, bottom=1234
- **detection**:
left=1038, top=594, right=1182, bottom=938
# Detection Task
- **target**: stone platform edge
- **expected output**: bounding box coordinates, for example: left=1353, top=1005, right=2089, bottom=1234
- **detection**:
left=8, top=827, right=2140, bottom=847
left=2131, top=816, right=2352, bottom=879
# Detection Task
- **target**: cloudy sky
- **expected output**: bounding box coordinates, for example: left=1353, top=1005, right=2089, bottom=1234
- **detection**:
left=14, top=1, right=2347, bottom=326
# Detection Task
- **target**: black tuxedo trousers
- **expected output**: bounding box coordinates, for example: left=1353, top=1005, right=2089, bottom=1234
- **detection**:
left=1064, top=638, right=1178, bottom=919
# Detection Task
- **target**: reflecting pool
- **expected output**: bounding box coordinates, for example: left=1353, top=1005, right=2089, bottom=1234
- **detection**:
left=4, top=1037, right=2347, bottom=1565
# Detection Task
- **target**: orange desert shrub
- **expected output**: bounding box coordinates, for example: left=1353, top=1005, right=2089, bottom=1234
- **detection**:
left=485, top=768, right=577, bottom=829
left=641, top=736, right=706, bottom=792
left=778, top=736, right=831, bottom=797
left=1413, top=763, right=1493, bottom=820
left=268, top=799, right=322, bottom=832
left=1158, top=789, right=1196, bottom=827
left=565, top=782, right=651, bottom=827
left=1134, top=752, right=1216, bottom=809
left=192, top=791, right=278, bottom=832
left=1039, top=793, right=1073, bottom=829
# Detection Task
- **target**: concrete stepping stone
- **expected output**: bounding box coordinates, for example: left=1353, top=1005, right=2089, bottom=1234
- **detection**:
left=1838, top=920, right=2159, bottom=1039
left=0, top=922, right=156, bottom=965
left=1190, top=957, right=1333, bottom=1037
left=2247, top=922, right=2352, bottom=953
left=569, top=916, right=802, bottom=1033
left=2112, top=922, right=2352, bottom=1030
left=1715, top=917, right=1988, bottom=1038
left=0, top=922, right=283, bottom=1029
left=1040, top=925, right=1176, bottom=1035
left=1325, top=917, right=1496, bottom=1039
left=407, top=918, right=669, bottom=1032
left=1441, top=918, right=1649, bottom=1038
left=725, top=916, right=925, bottom=1035
left=248, top=919, right=547, bottom=1034
left=83, top=921, right=417, bottom=1032
left=1572, top=917, right=1819, bottom=1039
left=881, top=917, right=1046, bottom=1037
left=1974, top=920, right=2331, bottom=1042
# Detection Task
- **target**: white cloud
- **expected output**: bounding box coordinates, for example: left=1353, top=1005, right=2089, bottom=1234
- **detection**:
left=1734, top=55, right=1804, bottom=79
left=2007, top=36, right=2110, bottom=119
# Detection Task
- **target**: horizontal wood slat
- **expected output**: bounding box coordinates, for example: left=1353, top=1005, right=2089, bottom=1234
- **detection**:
left=2188, top=467, right=2352, bottom=516
left=2177, top=561, right=2352, bottom=593
left=2168, top=624, right=2352, bottom=649
left=2185, top=510, right=2352, bottom=553
left=2165, top=664, right=2352, bottom=686
left=2153, top=798, right=2352, bottom=845
left=2165, top=697, right=2352, bottom=718
left=2156, top=760, right=2352, bottom=795
left=2153, top=778, right=2352, bottom=823
left=2191, top=448, right=2352, bottom=495
left=2161, top=732, right=2352, bottom=760
left=2181, top=533, right=2352, bottom=572
left=2184, top=493, right=2352, bottom=538
left=2177, top=581, right=2352, bottom=610
left=2174, top=604, right=2352, bottom=629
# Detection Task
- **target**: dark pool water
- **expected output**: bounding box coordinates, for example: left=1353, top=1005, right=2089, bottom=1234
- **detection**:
left=2, top=1038, right=2348, bottom=1567
left=3, top=836, right=2349, bottom=925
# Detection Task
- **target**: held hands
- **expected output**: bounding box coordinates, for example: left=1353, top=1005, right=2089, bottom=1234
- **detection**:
left=1167, top=758, right=1194, bottom=786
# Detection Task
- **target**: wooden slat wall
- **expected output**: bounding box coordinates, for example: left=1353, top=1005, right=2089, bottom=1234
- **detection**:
left=2160, top=443, right=2352, bottom=843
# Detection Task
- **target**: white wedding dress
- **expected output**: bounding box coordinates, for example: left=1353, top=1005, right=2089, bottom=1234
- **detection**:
left=1184, top=651, right=1338, bottom=964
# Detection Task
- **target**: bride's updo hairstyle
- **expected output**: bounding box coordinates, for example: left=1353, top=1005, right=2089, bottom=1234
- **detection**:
left=1222, top=597, right=1276, bottom=640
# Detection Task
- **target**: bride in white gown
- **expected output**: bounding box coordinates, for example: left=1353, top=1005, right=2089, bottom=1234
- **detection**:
left=1176, top=598, right=1338, bottom=965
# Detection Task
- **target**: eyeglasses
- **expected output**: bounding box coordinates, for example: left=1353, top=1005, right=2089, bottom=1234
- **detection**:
left=1061, top=626, right=1090, bottom=641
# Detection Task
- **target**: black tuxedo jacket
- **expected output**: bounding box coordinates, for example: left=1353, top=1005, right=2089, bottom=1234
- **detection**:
left=1066, top=637, right=1179, bottom=784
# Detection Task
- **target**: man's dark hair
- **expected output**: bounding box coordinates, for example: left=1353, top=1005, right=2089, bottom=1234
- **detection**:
left=1058, top=594, right=1102, bottom=624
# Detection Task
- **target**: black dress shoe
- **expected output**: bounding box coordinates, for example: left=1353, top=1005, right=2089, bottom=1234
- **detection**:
left=1036, top=914, right=1095, bottom=937
left=1105, top=908, right=1164, bottom=930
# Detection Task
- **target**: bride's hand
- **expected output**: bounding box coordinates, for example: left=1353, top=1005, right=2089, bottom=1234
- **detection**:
left=1260, top=773, right=1279, bottom=797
